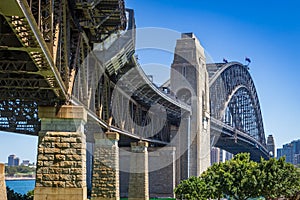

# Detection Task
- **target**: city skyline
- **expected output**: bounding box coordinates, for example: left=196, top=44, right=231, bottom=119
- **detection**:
left=1, top=1, right=300, bottom=163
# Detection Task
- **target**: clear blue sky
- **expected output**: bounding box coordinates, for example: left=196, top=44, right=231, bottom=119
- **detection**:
left=0, top=0, right=300, bottom=163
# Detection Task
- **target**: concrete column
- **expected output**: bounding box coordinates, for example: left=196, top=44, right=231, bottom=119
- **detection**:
left=128, top=141, right=149, bottom=200
left=91, top=132, right=120, bottom=200
left=34, top=106, right=87, bottom=200
left=0, top=164, right=7, bottom=200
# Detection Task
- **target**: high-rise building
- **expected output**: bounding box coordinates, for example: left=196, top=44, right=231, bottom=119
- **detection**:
left=7, top=154, right=20, bottom=166
left=291, top=140, right=300, bottom=155
left=13, top=157, right=20, bottom=166
left=266, top=135, right=275, bottom=157
left=294, top=154, right=300, bottom=165
left=277, top=148, right=283, bottom=158
left=211, top=147, right=233, bottom=165
left=277, top=139, right=300, bottom=165
left=225, top=151, right=234, bottom=161
left=8, top=155, right=16, bottom=166
left=211, top=147, right=220, bottom=165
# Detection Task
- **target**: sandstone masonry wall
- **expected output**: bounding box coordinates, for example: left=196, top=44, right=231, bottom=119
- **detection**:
left=0, top=163, right=7, bottom=200
left=91, top=132, right=119, bottom=200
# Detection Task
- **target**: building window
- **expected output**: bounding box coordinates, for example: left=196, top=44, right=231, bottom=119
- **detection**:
left=182, top=65, right=186, bottom=77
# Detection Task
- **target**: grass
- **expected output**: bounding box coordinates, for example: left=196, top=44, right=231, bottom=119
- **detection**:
left=120, top=198, right=175, bottom=200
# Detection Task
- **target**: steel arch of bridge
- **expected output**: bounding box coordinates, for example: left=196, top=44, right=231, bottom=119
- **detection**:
left=208, top=62, right=266, bottom=146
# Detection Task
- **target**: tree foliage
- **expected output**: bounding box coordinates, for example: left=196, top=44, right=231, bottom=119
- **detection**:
left=5, top=166, right=35, bottom=176
left=174, top=176, right=208, bottom=200
left=6, top=187, right=33, bottom=200
left=174, top=153, right=300, bottom=200
left=259, top=157, right=300, bottom=200
left=221, top=153, right=260, bottom=200
left=201, top=162, right=230, bottom=200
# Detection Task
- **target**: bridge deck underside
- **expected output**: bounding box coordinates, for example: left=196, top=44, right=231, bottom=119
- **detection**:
left=211, top=118, right=269, bottom=161
left=213, top=133, right=267, bottom=161
left=0, top=1, right=66, bottom=104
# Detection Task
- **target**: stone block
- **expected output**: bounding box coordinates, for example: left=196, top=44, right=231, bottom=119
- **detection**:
left=55, top=143, right=70, bottom=148
left=38, top=106, right=87, bottom=122
left=34, top=187, right=87, bottom=200
left=61, top=137, right=77, bottom=143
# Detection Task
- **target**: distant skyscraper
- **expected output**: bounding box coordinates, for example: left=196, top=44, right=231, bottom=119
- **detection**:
left=8, top=155, right=16, bottom=166
left=211, top=148, right=233, bottom=165
left=277, top=148, right=283, bottom=159
left=225, top=151, right=234, bottom=161
left=266, top=135, right=275, bottom=157
left=13, top=157, right=20, bottom=166
left=277, top=139, right=300, bottom=164
left=291, top=140, right=300, bottom=155
left=211, top=147, right=220, bottom=165
left=283, top=143, right=293, bottom=163
left=7, top=154, right=20, bottom=166
left=294, top=154, right=300, bottom=165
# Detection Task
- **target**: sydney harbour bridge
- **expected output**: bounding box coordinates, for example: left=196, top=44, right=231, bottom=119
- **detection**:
left=0, top=0, right=269, bottom=199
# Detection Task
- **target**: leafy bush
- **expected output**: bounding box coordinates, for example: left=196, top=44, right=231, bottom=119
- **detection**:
left=174, top=153, right=300, bottom=200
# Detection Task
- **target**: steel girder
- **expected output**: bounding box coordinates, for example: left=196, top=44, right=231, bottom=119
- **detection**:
left=0, top=100, right=40, bottom=135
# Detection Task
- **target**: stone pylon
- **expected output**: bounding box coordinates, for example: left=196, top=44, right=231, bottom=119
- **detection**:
left=128, top=141, right=149, bottom=200
left=0, top=163, right=7, bottom=200
left=91, top=132, right=120, bottom=200
left=34, top=106, right=87, bottom=200
left=170, top=33, right=211, bottom=177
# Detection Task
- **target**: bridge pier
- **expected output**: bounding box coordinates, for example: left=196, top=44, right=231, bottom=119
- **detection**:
left=0, top=163, right=7, bottom=200
left=149, top=147, right=176, bottom=198
left=34, top=106, right=87, bottom=200
left=128, top=141, right=149, bottom=200
left=91, top=132, right=120, bottom=200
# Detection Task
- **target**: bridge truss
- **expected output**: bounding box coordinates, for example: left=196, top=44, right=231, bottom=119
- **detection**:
left=208, top=62, right=268, bottom=160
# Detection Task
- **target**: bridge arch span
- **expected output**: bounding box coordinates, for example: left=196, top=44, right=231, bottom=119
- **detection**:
left=208, top=62, right=266, bottom=145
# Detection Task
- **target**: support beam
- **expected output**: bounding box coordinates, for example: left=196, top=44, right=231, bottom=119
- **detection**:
left=34, top=106, right=87, bottom=200
left=0, top=163, right=7, bottom=200
left=91, top=132, right=120, bottom=200
left=128, top=141, right=149, bottom=200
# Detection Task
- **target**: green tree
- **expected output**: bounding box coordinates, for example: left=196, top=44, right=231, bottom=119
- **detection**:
left=259, top=157, right=300, bottom=200
left=174, top=176, right=208, bottom=200
left=5, top=167, right=17, bottom=176
left=5, top=166, right=35, bottom=176
left=200, top=162, right=232, bottom=200
left=6, top=187, right=33, bottom=200
left=221, top=153, right=260, bottom=200
left=174, top=153, right=300, bottom=200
